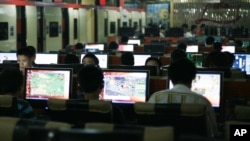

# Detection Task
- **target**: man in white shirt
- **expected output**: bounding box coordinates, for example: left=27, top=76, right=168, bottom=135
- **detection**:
left=148, top=58, right=218, bottom=137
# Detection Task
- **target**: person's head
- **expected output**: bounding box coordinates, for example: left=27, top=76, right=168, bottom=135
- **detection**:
left=182, top=23, right=189, bottom=32
left=27, top=46, right=36, bottom=63
left=78, top=65, right=104, bottom=100
left=223, top=52, right=235, bottom=68
left=170, top=49, right=187, bottom=64
left=121, top=36, right=129, bottom=44
left=109, top=41, right=119, bottom=50
left=191, top=24, right=198, bottom=33
left=168, top=58, right=196, bottom=88
left=177, top=42, right=187, bottom=52
left=205, top=51, right=225, bottom=68
left=75, top=42, right=84, bottom=50
left=213, top=42, right=222, bottom=52
left=121, top=52, right=134, bottom=66
left=64, top=53, right=80, bottom=64
left=145, top=57, right=162, bottom=76
left=0, top=68, right=24, bottom=97
left=205, top=36, right=215, bottom=46
left=16, top=47, right=33, bottom=73
left=82, top=53, right=99, bottom=66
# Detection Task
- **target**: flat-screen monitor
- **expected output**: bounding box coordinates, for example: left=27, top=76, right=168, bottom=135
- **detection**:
left=127, top=39, right=141, bottom=46
left=108, top=65, right=157, bottom=76
left=150, top=40, right=170, bottom=46
left=85, top=44, right=104, bottom=51
left=118, top=27, right=135, bottom=37
left=118, top=44, right=134, bottom=52
left=168, top=71, right=223, bottom=108
left=221, top=46, right=235, bottom=53
left=0, top=52, right=17, bottom=63
left=35, top=53, right=58, bottom=64
left=187, top=53, right=203, bottom=67
left=145, top=27, right=160, bottom=37
left=233, top=53, right=250, bottom=76
left=134, top=54, right=151, bottom=66
left=101, top=69, right=150, bottom=103
left=144, top=44, right=165, bottom=53
left=80, top=53, right=108, bottom=69
left=24, top=67, right=73, bottom=101
left=167, top=27, right=184, bottom=37
left=186, top=45, right=199, bottom=53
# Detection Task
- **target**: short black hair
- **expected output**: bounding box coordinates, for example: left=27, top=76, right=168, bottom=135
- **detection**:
left=64, top=54, right=80, bottom=64
left=78, top=65, right=104, bottom=93
left=182, top=23, right=188, bottom=29
left=109, top=41, right=118, bottom=50
left=75, top=42, right=84, bottom=50
left=82, top=53, right=99, bottom=65
left=191, top=25, right=197, bottom=31
left=145, top=57, right=162, bottom=68
left=0, top=68, right=23, bottom=94
left=206, top=36, right=215, bottom=45
left=121, top=52, right=134, bottom=66
left=121, top=36, right=129, bottom=43
left=213, top=42, right=222, bottom=51
left=27, top=46, right=36, bottom=58
left=177, top=42, right=187, bottom=52
left=168, top=58, right=196, bottom=85
left=16, top=47, right=33, bottom=59
left=170, top=49, right=187, bottom=64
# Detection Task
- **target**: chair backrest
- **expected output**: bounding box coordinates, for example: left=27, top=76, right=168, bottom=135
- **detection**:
left=0, top=116, right=72, bottom=141
left=134, top=102, right=207, bottom=136
left=0, top=95, right=18, bottom=117
left=47, top=99, right=113, bottom=126
left=85, top=122, right=175, bottom=141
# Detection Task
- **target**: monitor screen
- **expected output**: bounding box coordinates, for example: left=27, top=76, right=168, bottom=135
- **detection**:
left=221, top=46, right=235, bottom=53
left=0, top=52, right=17, bottom=63
left=128, top=39, right=141, bottom=46
left=118, top=44, right=134, bottom=52
left=134, top=54, right=151, bottom=66
left=81, top=53, right=108, bottom=69
left=168, top=71, right=223, bottom=108
left=186, top=45, right=199, bottom=53
left=144, top=44, right=165, bottom=53
left=233, top=53, right=250, bottom=76
left=186, top=53, right=203, bottom=67
left=85, top=44, right=104, bottom=51
left=101, top=69, right=149, bottom=103
left=35, top=53, right=58, bottom=64
left=24, top=67, right=72, bottom=100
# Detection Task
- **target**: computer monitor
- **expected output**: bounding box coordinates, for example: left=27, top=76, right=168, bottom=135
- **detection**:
left=0, top=52, right=17, bottom=63
left=101, top=69, right=150, bottom=103
left=145, top=27, right=160, bottom=37
left=134, top=54, right=151, bottom=66
left=150, top=40, right=170, bottom=46
left=128, top=39, right=141, bottom=46
left=80, top=53, right=108, bottom=69
left=186, top=53, right=203, bottom=67
left=0, top=63, right=19, bottom=72
left=24, top=67, right=73, bottom=101
left=168, top=71, right=223, bottom=108
left=35, top=53, right=58, bottom=64
left=167, top=27, right=184, bottom=37
left=186, top=45, right=199, bottom=53
left=118, top=44, right=134, bottom=52
left=221, top=46, right=235, bottom=53
left=233, top=53, right=250, bottom=76
left=144, top=44, right=165, bottom=53
left=85, top=44, right=104, bottom=51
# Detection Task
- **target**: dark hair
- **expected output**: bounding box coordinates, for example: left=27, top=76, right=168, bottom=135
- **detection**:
left=121, top=52, right=134, bottom=66
left=205, top=51, right=225, bottom=67
left=78, top=65, right=104, bottom=93
left=223, top=52, right=235, bottom=68
left=168, top=58, right=196, bottom=85
left=121, top=36, right=129, bottom=44
left=0, top=68, right=23, bottom=94
left=182, top=23, right=188, bottom=29
left=82, top=53, right=99, bottom=65
left=64, top=54, right=80, bottom=64
left=75, top=42, right=84, bottom=50
left=177, top=42, right=187, bottom=52
left=16, top=47, right=33, bottom=59
left=27, top=46, right=36, bottom=58
left=145, top=57, right=162, bottom=68
left=109, top=41, right=119, bottom=50
left=213, top=42, right=222, bottom=51
left=191, top=25, right=197, bottom=31
left=170, top=49, right=187, bottom=64
left=205, top=36, right=215, bottom=45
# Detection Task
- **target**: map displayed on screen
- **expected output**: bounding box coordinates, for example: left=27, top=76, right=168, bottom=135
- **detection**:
left=25, top=69, right=71, bottom=100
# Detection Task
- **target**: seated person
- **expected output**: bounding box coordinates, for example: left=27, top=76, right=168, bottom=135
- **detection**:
left=120, top=36, right=129, bottom=44
left=78, top=65, right=104, bottom=100
left=145, top=57, right=162, bottom=76
left=0, top=68, right=36, bottom=119
left=27, top=46, right=37, bottom=66
left=170, top=49, right=187, bottom=64
left=108, top=41, right=119, bottom=55
left=64, top=53, right=80, bottom=64
left=213, top=42, right=222, bottom=52
left=16, top=47, right=34, bottom=74
left=81, top=53, right=99, bottom=66
left=177, top=42, right=187, bottom=52
left=121, top=52, right=134, bottom=66
left=205, top=36, right=215, bottom=47
left=148, top=58, right=218, bottom=137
